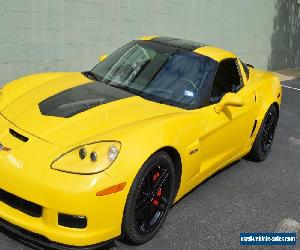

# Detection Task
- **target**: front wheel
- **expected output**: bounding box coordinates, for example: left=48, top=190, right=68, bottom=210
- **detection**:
left=122, top=151, right=175, bottom=244
left=247, top=105, right=278, bottom=162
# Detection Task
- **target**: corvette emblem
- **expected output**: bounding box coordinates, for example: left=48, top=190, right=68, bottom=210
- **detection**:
left=0, top=143, right=11, bottom=151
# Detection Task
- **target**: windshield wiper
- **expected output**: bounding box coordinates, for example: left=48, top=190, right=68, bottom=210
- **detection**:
left=109, top=83, right=140, bottom=95
left=83, top=72, right=148, bottom=100
left=82, top=71, right=101, bottom=82
left=109, top=84, right=168, bottom=104
left=136, top=91, right=169, bottom=105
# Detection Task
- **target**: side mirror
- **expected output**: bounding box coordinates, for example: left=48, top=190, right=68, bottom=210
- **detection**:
left=98, top=54, right=108, bottom=62
left=214, top=93, right=244, bottom=114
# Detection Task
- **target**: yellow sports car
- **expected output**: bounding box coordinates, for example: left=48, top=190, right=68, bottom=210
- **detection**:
left=0, top=36, right=281, bottom=248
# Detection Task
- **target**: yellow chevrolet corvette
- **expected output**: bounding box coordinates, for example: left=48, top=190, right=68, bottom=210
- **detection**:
left=0, top=36, right=281, bottom=248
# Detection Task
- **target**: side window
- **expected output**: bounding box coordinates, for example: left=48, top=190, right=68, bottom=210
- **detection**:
left=210, top=59, right=243, bottom=104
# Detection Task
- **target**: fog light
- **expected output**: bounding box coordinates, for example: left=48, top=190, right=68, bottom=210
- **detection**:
left=58, top=213, right=87, bottom=229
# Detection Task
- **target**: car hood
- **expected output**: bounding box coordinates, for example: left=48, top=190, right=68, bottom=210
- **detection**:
left=1, top=73, right=181, bottom=147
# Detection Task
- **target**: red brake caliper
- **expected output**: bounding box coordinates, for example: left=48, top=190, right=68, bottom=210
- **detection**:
left=152, top=172, right=162, bottom=206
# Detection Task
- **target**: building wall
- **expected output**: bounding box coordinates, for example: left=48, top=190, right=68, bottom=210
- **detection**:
left=0, top=0, right=299, bottom=84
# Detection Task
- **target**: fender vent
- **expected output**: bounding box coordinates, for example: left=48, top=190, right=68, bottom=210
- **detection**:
left=250, top=120, right=258, bottom=137
left=9, top=129, right=29, bottom=142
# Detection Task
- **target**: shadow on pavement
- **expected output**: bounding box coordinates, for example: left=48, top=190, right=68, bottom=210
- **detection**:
left=269, top=0, right=300, bottom=70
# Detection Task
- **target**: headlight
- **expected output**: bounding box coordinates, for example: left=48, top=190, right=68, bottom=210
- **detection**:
left=51, top=141, right=121, bottom=174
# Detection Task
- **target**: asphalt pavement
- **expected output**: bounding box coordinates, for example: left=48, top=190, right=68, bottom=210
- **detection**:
left=0, top=79, right=299, bottom=250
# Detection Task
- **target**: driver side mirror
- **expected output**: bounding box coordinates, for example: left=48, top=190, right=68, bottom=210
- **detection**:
left=214, top=93, right=244, bottom=114
left=98, top=54, right=108, bottom=62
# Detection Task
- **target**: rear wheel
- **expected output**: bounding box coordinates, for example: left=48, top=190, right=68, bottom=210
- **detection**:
left=122, top=152, right=175, bottom=244
left=247, top=105, right=278, bottom=162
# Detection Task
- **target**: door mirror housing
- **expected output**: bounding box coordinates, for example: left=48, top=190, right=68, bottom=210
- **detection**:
left=214, top=93, right=244, bottom=114
left=98, top=54, right=108, bottom=62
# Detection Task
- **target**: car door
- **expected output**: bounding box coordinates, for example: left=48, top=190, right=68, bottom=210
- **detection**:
left=199, top=58, right=257, bottom=176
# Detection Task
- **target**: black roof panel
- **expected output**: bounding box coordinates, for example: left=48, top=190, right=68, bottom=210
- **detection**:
left=151, top=36, right=205, bottom=51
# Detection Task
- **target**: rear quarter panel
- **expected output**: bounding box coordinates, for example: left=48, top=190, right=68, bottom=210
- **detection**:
left=249, top=68, right=282, bottom=134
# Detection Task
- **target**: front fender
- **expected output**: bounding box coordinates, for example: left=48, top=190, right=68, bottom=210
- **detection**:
left=104, top=111, right=204, bottom=183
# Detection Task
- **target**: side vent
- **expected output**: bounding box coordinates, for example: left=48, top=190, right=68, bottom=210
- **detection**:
left=250, top=120, right=258, bottom=137
left=9, top=129, right=29, bottom=142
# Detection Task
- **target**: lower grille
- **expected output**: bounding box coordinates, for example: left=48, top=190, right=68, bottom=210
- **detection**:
left=0, top=188, right=42, bottom=217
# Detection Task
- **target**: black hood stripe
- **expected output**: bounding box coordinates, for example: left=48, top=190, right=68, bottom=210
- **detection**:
left=39, top=81, right=134, bottom=118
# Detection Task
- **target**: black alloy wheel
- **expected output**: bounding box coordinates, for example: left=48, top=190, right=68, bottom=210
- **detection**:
left=247, top=105, right=278, bottom=162
left=261, top=108, right=277, bottom=154
left=122, top=151, right=175, bottom=244
left=134, top=163, right=172, bottom=234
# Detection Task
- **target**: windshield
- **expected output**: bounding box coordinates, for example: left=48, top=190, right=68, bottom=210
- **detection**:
left=91, top=41, right=217, bottom=109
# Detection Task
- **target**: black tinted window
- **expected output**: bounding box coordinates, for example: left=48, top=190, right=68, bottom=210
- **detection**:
left=144, top=52, right=217, bottom=108
left=91, top=41, right=217, bottom=109
left=210, top=59, right=243, bottom=104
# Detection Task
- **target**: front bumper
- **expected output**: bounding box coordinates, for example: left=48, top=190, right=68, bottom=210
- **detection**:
left=0, top=116, right=135, bottom=247
left=0, top=218, right=117, bottom=249
left=0, top=161, right=133, bottom=247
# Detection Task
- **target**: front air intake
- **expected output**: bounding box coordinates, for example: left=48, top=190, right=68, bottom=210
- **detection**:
left=0, top=188, right=42, bottom=217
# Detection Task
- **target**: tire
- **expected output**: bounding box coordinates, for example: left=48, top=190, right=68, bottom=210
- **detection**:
left=247, top=105, right=278, bottom=162
left=122, top=151, right=176, bottom=245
